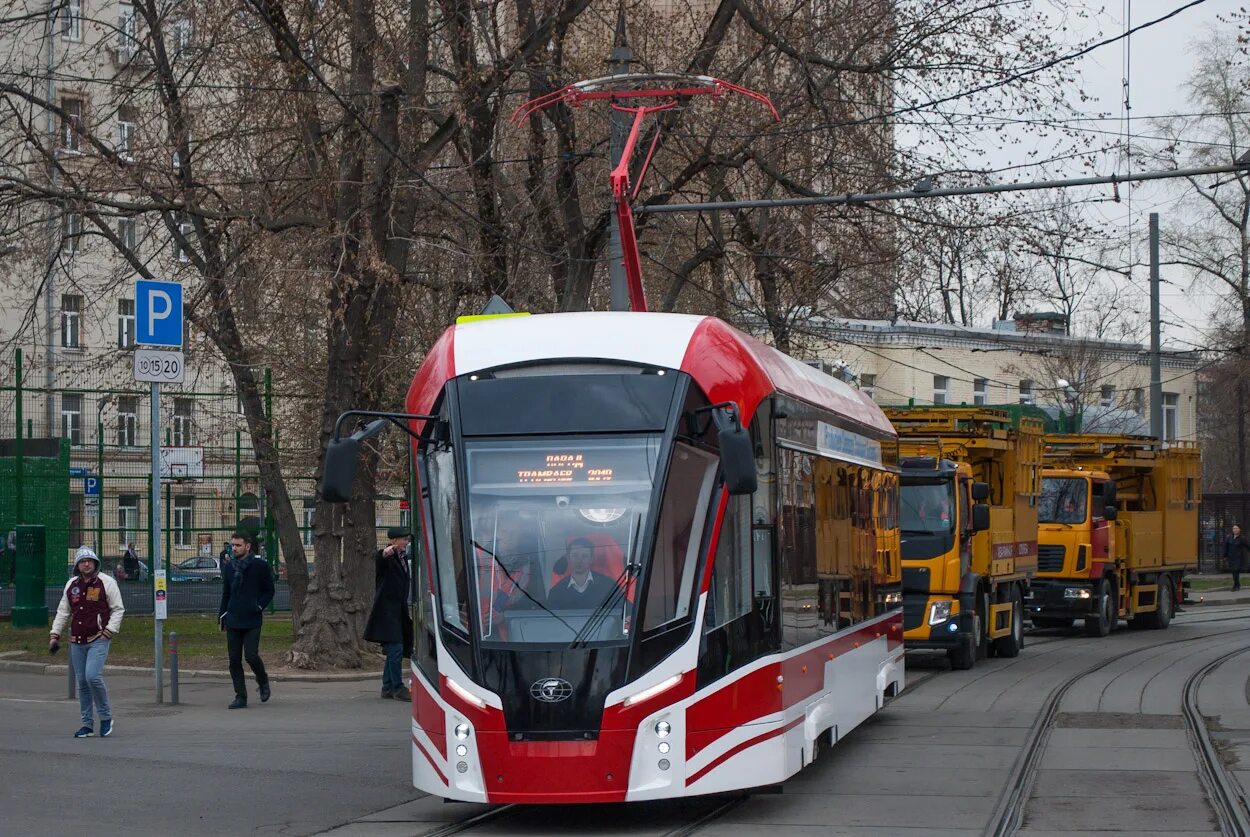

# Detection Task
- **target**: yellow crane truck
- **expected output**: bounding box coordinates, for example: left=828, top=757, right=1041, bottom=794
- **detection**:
left=884, top=407, right=1042, bottom=670
left=1027, top=435, right=1200, bottom=636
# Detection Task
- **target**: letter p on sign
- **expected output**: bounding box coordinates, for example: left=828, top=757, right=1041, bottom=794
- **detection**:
left=135, top=280, right=183, bottom=347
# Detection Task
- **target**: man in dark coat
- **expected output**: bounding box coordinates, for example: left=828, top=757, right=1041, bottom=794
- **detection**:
left=365, top=527, right=414, bottom=700
left=219, top=530, right=275, bottom=708
left=1225, top=524, right=1249, bottom=592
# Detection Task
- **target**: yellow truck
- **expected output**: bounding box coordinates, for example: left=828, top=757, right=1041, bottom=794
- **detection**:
left=1027, top=435, right=1200, bottom=635
left=884, top=407, right=1042, bottom=670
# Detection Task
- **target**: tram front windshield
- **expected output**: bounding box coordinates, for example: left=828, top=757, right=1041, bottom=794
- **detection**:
left=461, top=436, right=663, bottom=647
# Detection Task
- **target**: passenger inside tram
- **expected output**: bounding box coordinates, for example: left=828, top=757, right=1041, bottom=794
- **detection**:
left=547, top=537, right=619, bottom=610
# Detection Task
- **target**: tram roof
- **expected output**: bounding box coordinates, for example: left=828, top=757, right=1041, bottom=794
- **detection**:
left=408, top=312, right=894, bottom=437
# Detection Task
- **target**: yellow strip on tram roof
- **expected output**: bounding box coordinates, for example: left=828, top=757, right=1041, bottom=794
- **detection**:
left=455, top=312, right=531, bottom=325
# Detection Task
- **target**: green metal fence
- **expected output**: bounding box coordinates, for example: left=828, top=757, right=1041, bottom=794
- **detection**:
left=0, top=347, right=411, bottom=615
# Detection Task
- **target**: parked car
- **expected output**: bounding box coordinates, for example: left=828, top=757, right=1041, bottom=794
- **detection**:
left=170, top=555, right=223, bottom=582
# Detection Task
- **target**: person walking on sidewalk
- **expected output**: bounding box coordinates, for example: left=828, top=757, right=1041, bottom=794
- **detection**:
left=1225, top=524, right=1249, bottom=592
left=219, top=530, right=275, bottom=709
left=364, top=527, right=414, bottom=701
left=50, top=546, right=125, bottom=738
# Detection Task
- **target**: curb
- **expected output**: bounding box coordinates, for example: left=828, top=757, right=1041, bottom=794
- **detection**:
left=1186, top=596, right=1250, bottom=607
left=0, top=659, right=382, bottom=682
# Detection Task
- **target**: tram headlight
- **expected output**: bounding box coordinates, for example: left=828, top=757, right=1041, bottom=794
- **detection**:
left=658, top=741, right=670, bottom=754
left=1064, top=588, right=1092, bottom=600
left=454, top=723, right=471, bottom=740
left=928, top=601, right=952, bottom=625
left=456, top=744, right=468, bottom=757
left=654, top=721, right=671, bottom=738
left=658, top=759, right=671, bottom=771
left=884, top=591, right=902, bottom=606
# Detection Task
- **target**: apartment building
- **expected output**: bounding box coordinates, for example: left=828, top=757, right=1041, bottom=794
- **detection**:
left=805, top=314, right=1201, bottom=442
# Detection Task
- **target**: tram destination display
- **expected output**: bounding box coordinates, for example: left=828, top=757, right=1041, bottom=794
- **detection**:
left=466, top=440, right=659, bottom=490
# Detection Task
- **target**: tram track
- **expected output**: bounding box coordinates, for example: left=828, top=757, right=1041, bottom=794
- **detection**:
left=984, top=617, right=1250, bottom=837
left=1183, top=646, right=1250, bottom=835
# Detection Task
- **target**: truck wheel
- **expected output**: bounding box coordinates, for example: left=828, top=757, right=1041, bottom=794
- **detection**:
left=1146, top=576, right=1174, bottom=630
left=993, top=587, right=1024, bottom=658
left=1032, top=617, right=1073, bottom=629
left=1084, top=579, right=1114, bottom=637
left=948, top=634, right=976, bottom=670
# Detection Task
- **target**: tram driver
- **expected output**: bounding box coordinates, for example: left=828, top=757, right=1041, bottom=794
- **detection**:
left=547, top=537, right=617, bottom=610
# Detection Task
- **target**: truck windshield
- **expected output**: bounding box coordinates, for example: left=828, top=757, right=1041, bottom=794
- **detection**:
left=1039, top=477, right=1087, bottom=524
left=900, top=480, right=954, bottom=534
left=459, top=436, right=663, bottom=647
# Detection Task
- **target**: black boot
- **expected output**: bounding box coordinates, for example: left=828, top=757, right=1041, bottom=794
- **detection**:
left=229, top=696, right=247, bottom=709
left=259, top=682, right=271, bottom=703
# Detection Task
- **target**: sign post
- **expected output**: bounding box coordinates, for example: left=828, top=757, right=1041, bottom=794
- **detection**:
left=136, top=279, right=183, bottom=703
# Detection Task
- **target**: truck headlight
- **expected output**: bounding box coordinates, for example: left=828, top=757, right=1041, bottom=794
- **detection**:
left=1063, top=588, right=1091, bottom=600
left=928, top=601, right=952, bottom=625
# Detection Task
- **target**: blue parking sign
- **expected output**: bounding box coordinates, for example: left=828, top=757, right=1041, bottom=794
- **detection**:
left=136, top=280, right=183, bottom=347
left=84, top=476, right=100, bottom=496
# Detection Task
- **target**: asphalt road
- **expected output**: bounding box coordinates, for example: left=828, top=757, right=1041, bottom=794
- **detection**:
left=2, top=604, right=1248, bottom=836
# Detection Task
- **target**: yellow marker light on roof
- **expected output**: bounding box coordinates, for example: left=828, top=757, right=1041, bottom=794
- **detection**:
left=455, top=312, right=531, bottom=325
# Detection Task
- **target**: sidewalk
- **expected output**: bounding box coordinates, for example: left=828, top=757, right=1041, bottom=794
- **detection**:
left=1187, top=587, right=1250, bottom=606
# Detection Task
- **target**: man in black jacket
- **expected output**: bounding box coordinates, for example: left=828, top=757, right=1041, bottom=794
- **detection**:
left=364, top=527, right=414, bottom=700
left=219, top=530, right=275, bottom=709
left=1226, top=524, right=1249, bottom=592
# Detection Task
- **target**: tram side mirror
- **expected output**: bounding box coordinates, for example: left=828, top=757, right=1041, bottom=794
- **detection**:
left=971, top=503, right=990, bottom=533
left=322, top=418, right=388, bottom=503
left=971, top=481, right=989, bottom=502
left=1104, top=505, right=1118, bottom=522
left=716, top=411, right=758, bottom=496
left=322, top=438, right=360, bottom=503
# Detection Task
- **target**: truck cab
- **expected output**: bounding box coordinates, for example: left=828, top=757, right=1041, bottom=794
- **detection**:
left=899, top=456, right=991, bottom=668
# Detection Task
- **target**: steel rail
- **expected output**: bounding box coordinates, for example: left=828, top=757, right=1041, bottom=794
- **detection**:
left=1182, top=646, right=1250, bottom=836
left=983, top=620, right=1250, bottom=837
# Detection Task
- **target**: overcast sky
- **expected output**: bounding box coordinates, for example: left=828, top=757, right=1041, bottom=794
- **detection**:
left=916, top=0, right=1243, bottom=348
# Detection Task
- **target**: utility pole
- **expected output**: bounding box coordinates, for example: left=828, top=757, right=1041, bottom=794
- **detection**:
left=606, top=10, right=631, bottom=312
left=43, top=0, right=58, bottom=436
left=1149, top=213, right=1163, bottom=442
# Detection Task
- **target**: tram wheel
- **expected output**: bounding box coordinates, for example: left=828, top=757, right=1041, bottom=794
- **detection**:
left=993, top=587, right=1024, bottom=658
left=1084, top=579, right=1115, bottom=637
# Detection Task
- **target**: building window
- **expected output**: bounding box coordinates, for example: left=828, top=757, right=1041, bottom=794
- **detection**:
left=119, top=216, right=137, bottom=253
left=62, top=210, right=82, bottom=254
left=117, top=298, right=135, bottom=348
left=1134, top=388, right=1145, bottom=415
left=61, top=294, right=82, bottom=348
left=61, top=0, right=82, bottom=40
left=172, top=19, right=193, bottom=56
left=1018, top=380, right=1034, bottom=405
left=1100, top=385, right=1115, bottom=408
left=859, top=373, right=876, bottom=401
left=59, top=96, right=84, bottom=151
left=302, top=499, right=316, bottom=547
left=1163, top=393, right=1179, bottom=441
left=118, top=495, right=139, bottom=548
left=174, top=496, right=194, bottom=547
left=117, top=396, right=139, bottom=447
left=173, top=398, right=194, bottom=446
left=174, top=219, right=193, bottom=262
left=61, top=393, right=83, bottom=444
left=973, top=378, right=988, bottom=405
left=116, top=116, right=135, bottom=159
left=117, top=4, right=138, bottom=59
left=933, top=375, right=949, bottom=405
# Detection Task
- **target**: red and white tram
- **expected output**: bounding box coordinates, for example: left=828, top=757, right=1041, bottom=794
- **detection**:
left=325, top=311, right=904, bottom=803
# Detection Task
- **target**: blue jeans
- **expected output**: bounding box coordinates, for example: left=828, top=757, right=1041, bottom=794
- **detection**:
left=70, top=639, right=112, bottom=727
left=382, top=642, right=403, bottom=692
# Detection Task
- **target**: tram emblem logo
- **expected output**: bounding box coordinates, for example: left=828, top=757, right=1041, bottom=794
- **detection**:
left=530, top=678, right=573, bottom=703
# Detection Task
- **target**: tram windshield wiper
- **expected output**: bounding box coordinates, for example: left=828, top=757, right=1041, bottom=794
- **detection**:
left=470, top=540, right=576, bottom=636
left=569, top=514, right=642, bottom=649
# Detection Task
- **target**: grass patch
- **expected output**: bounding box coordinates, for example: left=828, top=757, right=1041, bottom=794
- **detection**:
left=1187, top=577, right=1234, bottom=593
left=0, top=614, right=297, bottom=670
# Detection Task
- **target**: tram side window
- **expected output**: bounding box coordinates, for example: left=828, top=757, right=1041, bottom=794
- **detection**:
left=425, top=447, right=470, bottom=633
left=644, top=443, right=718, bottom=632
left=778, top=447, right=819, bottom=650
left=708, top=494, right=752, bottom=629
